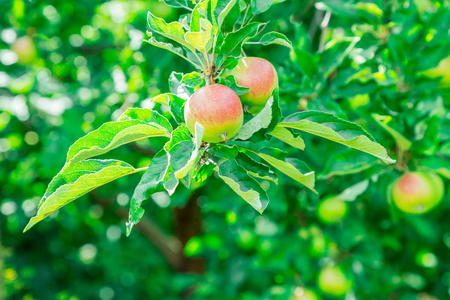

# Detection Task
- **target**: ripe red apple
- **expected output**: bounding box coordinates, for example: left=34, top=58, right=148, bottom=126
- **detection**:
left=391, top=172, right=444, bottom=214
left=184, top=84, right=243, bottom=143
left=316, top=196, right=348, bottom=224
left=317, top=266, right=352, bottom=297
left=223, top=57, right=278, bottom=114
left=11, top=36, right=37, bottom=65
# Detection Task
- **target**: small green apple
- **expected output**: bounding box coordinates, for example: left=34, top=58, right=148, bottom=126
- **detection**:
left=316, top=196, right=348, bottom=224
left=317, top=266, right=351, bottom=298
left=391, top=172, right=444, bottom=214
left=184, top=84, right=243, bottom=143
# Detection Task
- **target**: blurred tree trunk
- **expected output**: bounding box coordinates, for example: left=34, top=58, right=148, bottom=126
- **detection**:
left=173, top=189, right=205, bottom=274
left=173, top=189, right=205, bottom=299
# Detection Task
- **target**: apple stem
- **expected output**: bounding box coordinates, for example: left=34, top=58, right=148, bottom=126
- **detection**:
left=220, top=133, right=229, bottom=143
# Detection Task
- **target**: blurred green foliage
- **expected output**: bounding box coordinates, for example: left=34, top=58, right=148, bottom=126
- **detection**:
left=1, top=0, right=449, bottom=299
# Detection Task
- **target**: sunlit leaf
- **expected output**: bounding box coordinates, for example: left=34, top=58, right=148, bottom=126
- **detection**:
left=175, top=122, right=205, bottom=179
left=279, top=111, right=396, bottom=164
left=218, top=159, right=269, bottom=213
left=269, top=126, right=305, bottom=150
left=24, top=160, right=138, bottom=232
left=147, top=11, right=195, bottom=51
left=249, top=149, right=316, bottom=192
left=64, top=108, right=171, bottom=168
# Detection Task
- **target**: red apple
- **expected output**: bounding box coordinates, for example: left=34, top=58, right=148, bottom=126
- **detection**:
left=223, top=57, right=278, bottom=114
left=391, top=172, right=444, bottom=214
left=11, top=36, right=37, bottom=65
left=184, top=84, right=243, bottom=143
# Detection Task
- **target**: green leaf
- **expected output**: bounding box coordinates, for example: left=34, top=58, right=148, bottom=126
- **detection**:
left=127, top=150, right=169, bottom=235
left=147, top=11, right=195, bottom=52
left=24, top=160, right=137, bottom=232
left=253, top=32, right=293, bottom=49
left=214, top=144, right=238, bottom=159
left=145, top=34, right=195, bottom=67
left=193, top=160, right=216, bottom=183
left=175, top=123, right=205, bottom=179
left=218, top=159, right=269, bottom=213
left=249, top=150, right=316, bottom=192
left=234, top=97, right=274, bottom=140
left=163, top=126, right=194, bottom=194
left=318, top=149, right=378, bottom=179
left=210, top=0, right=238, bottom=34
left=279, top=111, right=396, bottom=164
left=235, top=152, right=278, bottom=183
left=438, top=142, right=450, bottom=157
left=269, top=126, right=305, bottom=150
left=182, top=71, right=204, bottom=88
left=290, top=48, right=317, bottom=78
left=372, top=113, right=412, bottom=151
left=252, top=0, right=285, bottom=14
left=336, top=180, right=370, bottom=202
left=353, top=2, right=383, bottom=19
left=162, top=0, right=192, bottom=9
left=185, top=18, right=214, bottom=53
left=418, top=157, right=450, bottom=179
left=151, top=93, right=186, bottom=124
left=220, top=22, right=266, bottom=56
left=234, top=88, right=281, bottom=140
left=64, top=108, right=171, bottom=168
left=169, top=71, right=194, bottom=99
left=221, top=0, right=240, bottom=32
left=118, top=107, right=173, bottom=130
left=221, top=75, right=250, bottom=95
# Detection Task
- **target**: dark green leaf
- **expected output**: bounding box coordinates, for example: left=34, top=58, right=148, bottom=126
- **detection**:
left=235, top=152, right=278, bottom=183
left=127, top=150, right=169, bottom=235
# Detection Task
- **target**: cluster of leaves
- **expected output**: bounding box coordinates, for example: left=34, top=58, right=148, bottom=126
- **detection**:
left=23, top=0, right=395, bottom=236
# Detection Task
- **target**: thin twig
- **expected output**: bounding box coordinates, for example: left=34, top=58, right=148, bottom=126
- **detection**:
left=241, top=4, right=251, bottom=29
left=319, top=11, right=331, bottom=52
left=191, top=51, right=207, bottom=72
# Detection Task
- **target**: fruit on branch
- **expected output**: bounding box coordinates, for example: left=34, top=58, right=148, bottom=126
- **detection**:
left=420, top=56, right=450, bottom=88
left=316, top=196, right=348, bottom=224
left=308, top=226, right=328, bottom=258
left=391, top=172, right=444, bottom=214
left=317, top=266, right=352, bottom=297
left=223, top=57, right=278, bottom=114
left=11, top=36, right=37, bottom=65
left=184, top=84, right=243, bottom=143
